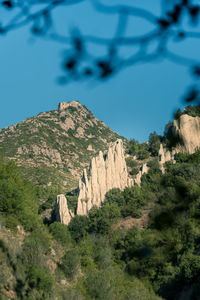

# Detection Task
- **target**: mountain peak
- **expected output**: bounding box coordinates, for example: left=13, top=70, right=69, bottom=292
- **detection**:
left=58, top=101, right=81, bottom=110
left=0, top=102, right=122, bottom=190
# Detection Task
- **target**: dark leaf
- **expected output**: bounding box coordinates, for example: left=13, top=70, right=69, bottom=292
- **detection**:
left=31, top=26, right=42, bottom=35
left=2, top=0, right=13, bottom=9
left=188, top=6, right=200, bottom=24
left=182, top=0, right=189, bottom=6
left=192, top=66, right=200, bottom=78
left=84, top=68, right=93, bottom=76
left=185, top=88, right=199, bottom=103
left=158, top=19, right=171, bottom=29
left=177, top=31, right=186, bottom=39
left=0, top=27, right=6, bottom=34
left=96, top=60, right=114, bottom=78
left=73, top=37, right=83, bottom=53
left=64, top=58, right=77, bottom=70
left=167, top=5, right=182, bottom=24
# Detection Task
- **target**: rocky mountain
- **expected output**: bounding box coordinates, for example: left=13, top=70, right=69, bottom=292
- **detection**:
left=0, top=101, right=122, bottom=190
left=2, top=104, right=200, bottom=300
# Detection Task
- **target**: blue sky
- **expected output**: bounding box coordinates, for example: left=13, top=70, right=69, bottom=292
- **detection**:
left=0, top=1, right=198, bottom=142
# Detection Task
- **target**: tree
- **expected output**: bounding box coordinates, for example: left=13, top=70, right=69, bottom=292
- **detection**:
left=61, top=249, right=80, bottom=280
left=49, top=222, right=71, bottom=247
left=1, top=1, right=200, bottom=103
left=148, top=132, right=161, bottom=157
left=68, top=215, right=89, bottom=241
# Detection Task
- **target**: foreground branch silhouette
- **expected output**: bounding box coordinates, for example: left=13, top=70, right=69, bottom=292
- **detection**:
left=1, top=0, right=200, bottom=102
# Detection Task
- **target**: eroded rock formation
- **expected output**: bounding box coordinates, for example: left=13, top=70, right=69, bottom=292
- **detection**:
left=55, top=194, right=73, bottom=225
left=58, top=101, right=80, bottom=110
left=158, top=144, right=176, bottom=173
left=172, top=114, right=200, bottom=154
left=77, top=139, right=133, bottom=215
left=159, top=114, right=200, bottom=172
left=134, top=163, right=149, bottom=186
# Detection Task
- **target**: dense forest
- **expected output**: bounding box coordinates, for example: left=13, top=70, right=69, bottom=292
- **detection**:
left=1, top=107, right=200, bottom=299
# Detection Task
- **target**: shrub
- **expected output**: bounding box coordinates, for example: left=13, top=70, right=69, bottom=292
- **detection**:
left=61, top=249, right=80, bottom=280
left=68, top=215, right=89, bottom=241
left=174, top=108, right=182, bottom=120
left=127, top=139, right=139, bottom=155
left=27, top=265, right=53, bottom=292
left=184, top=105, right=200, bottom=117
left=147, top=158, right=161, bottom=175
left=104, top=188, right=125, bottom=206
left=148, top=132, right=161, bottom=156
left=67, top=195, right=78, bottom=213
left=137, top=149, right=150, bottom=160
left=49, top=222, right=71, bottom=247
left=130, top=168, right=140, bottom=176
left=88, top=204, right=121, bottom=234
left=85, top=270, right=113, bottom=300
left=21, top=230, right=51, bottom=266
left=126, top=157, right=138, bottom=168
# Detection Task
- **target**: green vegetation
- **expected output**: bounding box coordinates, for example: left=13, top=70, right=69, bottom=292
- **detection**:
left=49, top=222, right=71, bottom=247
left=2, top=105, right=200, bottom=298
left=66, top=149, right=200, bottom=300
left=61, top=249, right=80, bottom=280
left=148, top=132, right=161, bottom=157
left=126, top=132, right=160, bottom=162
left=104, top=187, right=144, bottom=218
left=0, top=159, right=40, bottom=231
left=127, top=139, right=150, bottom=160
left=67, top=195, right=78, bottom=213
left=0, top=104, right=122, bottom=218
left=174, top=105, right=200, bottom=120
left=184, top=105, right=200, bottom=117
left=164, top=121, right=182, bottom=149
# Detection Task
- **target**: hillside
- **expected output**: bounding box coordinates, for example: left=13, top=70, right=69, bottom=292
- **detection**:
left=2, top=105, right=200, bottom=299
left=0, top=101, right=122, bottom=191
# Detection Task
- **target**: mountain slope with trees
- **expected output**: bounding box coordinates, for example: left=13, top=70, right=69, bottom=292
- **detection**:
left=0, top=101, right=122, bottom=190
left=1, top=105, right=200, bottom=299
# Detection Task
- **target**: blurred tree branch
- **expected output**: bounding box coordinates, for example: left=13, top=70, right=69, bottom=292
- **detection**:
left=1, top=0, right=200, bottom=103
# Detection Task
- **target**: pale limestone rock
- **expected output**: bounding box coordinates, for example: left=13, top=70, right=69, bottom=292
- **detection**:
left=58, top=101, right=80, bottom=110
left=134, top=163, right=148, bottom=186
left=159, top=114, right=200, bottom=172
left=172, top=114, right=200, bottom=154
left=59, top=117, right=75, bottom=131
left=158, top=144, right=176, bottom=173
left=77, top=139, right=133, bottom=215
left=55, top=194, right=73, bottom=225
left=87, top=144, right=93, bottom=151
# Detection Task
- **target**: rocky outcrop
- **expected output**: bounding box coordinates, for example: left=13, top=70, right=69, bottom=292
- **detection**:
left=77, top=139, right=133, bottom=215
left=55, top=194, right=73, bottom=225
left=172, top=114, right=200, bottom=154
left=134, top=163, right=148, bottom=185
left=58, top=101, right=80, bottom=110
left=159, top=114, right=200, bottom=172
left=158, top=144, right=176, bottom=173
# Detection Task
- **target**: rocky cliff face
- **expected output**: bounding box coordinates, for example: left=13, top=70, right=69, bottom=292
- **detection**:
left=77, top=139, right=133, bottom=215
left=134, top=163, right=148, bottom=185
left=55, top=194, right=73, bottom=225
left=172, top=114, right=200, bottom=154
left=159, top=113, right=200, bottom=172
left=158, top=144, right=176, bottom=173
